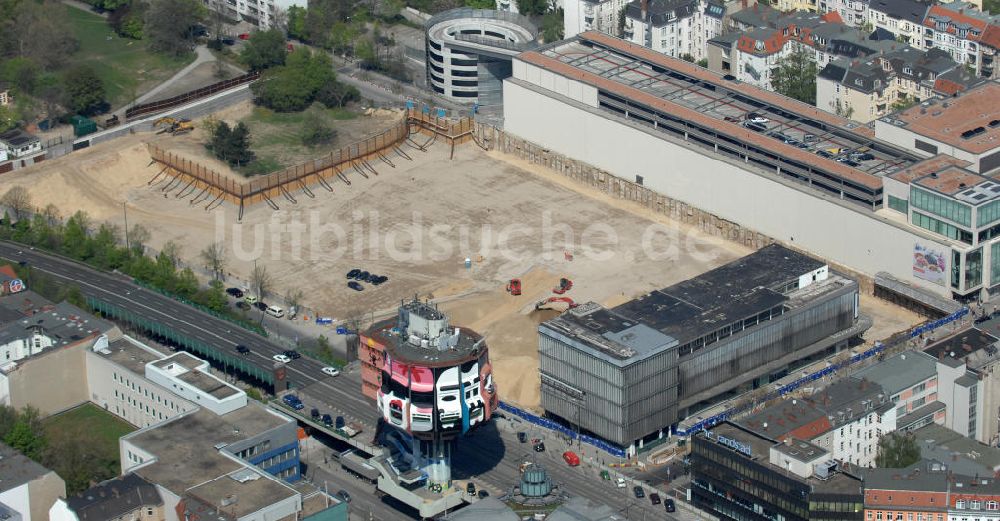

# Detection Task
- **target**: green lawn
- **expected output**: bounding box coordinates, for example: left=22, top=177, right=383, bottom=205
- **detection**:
left=43, top=402, right=135, bottom=449
left=63, top=5, right=193, bottom=108
left=237, top=104, right=359, bottom=176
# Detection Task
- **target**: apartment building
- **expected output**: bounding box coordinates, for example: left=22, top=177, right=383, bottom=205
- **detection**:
left=923, top=327, right=1000, bottom=445
left=564, top=0, right=631, bottom=38
left=867, top=0, right=933, bottom=47
left=737, top=377, right=896, bottom=467
left=622, top=0, right=725, bottom=61
left=52, top=474, right=164, bottom=521
left=0, top=302, right=114, bottom=367
left=857, top=351, right=944, bottom=430
left=816, top=45, right=978, bottom=123
left=922, top=2, right=998, bottom=77
left=200, top=0, right=304, bottom=30
left=864, top=460, right=1000, bottom=521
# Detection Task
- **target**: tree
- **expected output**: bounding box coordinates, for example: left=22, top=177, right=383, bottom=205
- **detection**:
left=62, top=211, right=92, bottom=260
left=4, top=418, right=44, bottom=460
left=241, top=29, right=288, bottom=70
left=542, top=8, right=564, bottom=42
left=109, top=2, right=146, bottom=39
left=301, top=113, right=335, bottom=146
left=285, top=289, right=304, bottom=313
left=249, top=262, right=271, bottom=323
left=160, top=240, right=182, bottom=267
left=681, top=53, right=695, bottom=63
left=1, top=186, right=31, bottom=221
left=697, top=58, right=708, bottom=68
left=875, top=432, right=920, bottom=468
left=286, top=5, right=307, bottom=40
left=62, top=66, right=107, bottom=115
left=227, top=122, right=254, bottom=166
left=250, top=49, right=339, bottom=112
left=516, top=0, right=548, bottom=15
left=315, top=80, right=359, bottom=108
left=833, top=99, right=855, bottom=119
left=1, top=1, right=79, bottom=69
left=144, top=0, right=205, bottom=56
left=770, top=47, right=816, bottom=105
left=129, top=224, right=151, bottom=255
left=200, top=241, right=226, bottom=280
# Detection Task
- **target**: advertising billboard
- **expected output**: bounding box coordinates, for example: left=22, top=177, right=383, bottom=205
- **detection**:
left=913, top=243, right=946, bottom=285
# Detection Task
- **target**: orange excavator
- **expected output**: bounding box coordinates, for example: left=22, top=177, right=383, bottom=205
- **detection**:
left=536, top=296, right=577, bottom=311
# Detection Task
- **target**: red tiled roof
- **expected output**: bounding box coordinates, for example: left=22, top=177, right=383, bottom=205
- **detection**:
left=520, top=34, right=882, bottom=190
left=821, top=11, right=843, bottom=23
left=981, top=24, right=1000, bottom=49
left=923, top=5, right=989, bottom=40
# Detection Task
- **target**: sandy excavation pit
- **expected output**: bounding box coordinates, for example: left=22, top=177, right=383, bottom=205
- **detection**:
left=1, top=116, right=922, bottom=409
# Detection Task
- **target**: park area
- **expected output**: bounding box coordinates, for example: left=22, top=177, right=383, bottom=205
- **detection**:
left=63, top=5, right=193, bottom=108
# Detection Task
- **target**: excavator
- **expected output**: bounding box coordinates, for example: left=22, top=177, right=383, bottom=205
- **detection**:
left=153, top=117, right=195, bottom=135
left=535, top=296, right=577, bottom=311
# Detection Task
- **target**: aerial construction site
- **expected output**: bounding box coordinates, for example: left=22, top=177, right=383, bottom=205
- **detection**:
left=0, top=101, right=922, bottom=410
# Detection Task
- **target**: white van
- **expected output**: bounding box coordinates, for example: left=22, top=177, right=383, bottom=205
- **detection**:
left=266, top=305, right=284, bottom=318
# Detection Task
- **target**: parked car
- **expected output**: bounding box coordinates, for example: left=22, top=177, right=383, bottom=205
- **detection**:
left=322, top=414, right=333, bottom=427
left=245, top=295, right=258, bottom=305
left=336, top=490, right=351, bottom=503
left=346, top=268, right=361, bottom=279
left=235, top=344, right=250, bottom=355
left=321, top=366, right=341, bottom=377
left=310, top=408, right=320, bottom=420
left=650, top=493, right=661, bottom=505
left=633, top=486, right=645, bottom=499
left=562, top=451, right=580, bottom=466
left=282, top=394, right=303, bottom=410
left=616, top=477, right=627, bottom=488
left=273, top=354, right=291, bottom=363
left=235, top=301, right=250, bottom=311
left=221, top=36, right=235, bottom=45
left=600, top=470, right=611, bottom=481
left=517, top=432, right=527, bottom=443
left=743, top=121, right=767, bottom=132
left=533, top=441, right=545, bottom=452
left=371, top=275, right=388, bottom=285
left=254, top=301, right=268, bottom=311
left=723, top=116, right=741, bottom=122
left=358, top=271, right=371, bottom=282
left=478, top=490, right=489, bottom=499
left=226, top=287, right=244, bottom=298
left=335, top=416, right=345, bottom=429
left=665, top=498, right=676, bottom=512
left=266, top=305, right=284, bottom=318
left=348, top=281, right=364, bottom=291
left=466, top=483, right=476, bottom=496
left=746, top=112, right=769, bottom=124
left=284, top=350, right=301, bottom=360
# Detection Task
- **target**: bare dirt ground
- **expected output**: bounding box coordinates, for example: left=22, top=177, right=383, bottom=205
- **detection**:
left=0, top=121, right=925, bottom=410
left=145, top=61, right=245, bottom=103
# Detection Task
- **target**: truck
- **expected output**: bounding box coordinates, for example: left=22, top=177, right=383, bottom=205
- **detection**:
left=338, top=422, right=363, bottom=438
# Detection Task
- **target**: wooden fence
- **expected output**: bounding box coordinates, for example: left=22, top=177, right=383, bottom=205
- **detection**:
left=147, top=109, right=474, bottom=219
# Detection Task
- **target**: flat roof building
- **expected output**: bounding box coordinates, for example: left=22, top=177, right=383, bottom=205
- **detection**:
left=876, top=82, right=1000, bottom=174
left=145, top=352, right=246, bottom=415
left=691, top=422, right=863, bottom=521
left=539, top=244, right=868, bottom=452
left=0, top=441, right=66, bottom=521
left=501, top=30, right=997, bottom=304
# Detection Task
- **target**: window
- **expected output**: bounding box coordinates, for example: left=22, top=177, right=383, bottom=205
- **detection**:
left=888, top=195, right=908, bottom=214
left=912, top=211, right=973, bottom=244
left=914, top=139, right=939, bottom=154
left=911, top=187, right=972, bottom=226
left=967, top=247, right=983, bottom=289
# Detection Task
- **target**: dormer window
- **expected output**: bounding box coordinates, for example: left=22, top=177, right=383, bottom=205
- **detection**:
left=903, top=66, right=912, bottom=74
left=755, top=40, right=764, bottom=51
left=855, top=78, right=864, bottom=86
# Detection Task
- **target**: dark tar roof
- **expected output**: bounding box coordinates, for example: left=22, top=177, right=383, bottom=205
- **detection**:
left=68, top=474, right=162, bottom=520
left=0, top=129, right=39, bottom=147
left=0, top=441, right=53, bottom=492
left=923, top=328, right=998, bottom=362
left=867, top=0, right=933, bottom=24
left=612, top=244, right=824, bottom=343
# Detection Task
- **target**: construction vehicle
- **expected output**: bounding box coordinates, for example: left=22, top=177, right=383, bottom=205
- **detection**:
left=536, top=296, right=577, bottom=311
left=552, top=278, right=573, bottom=294
left=104, top=114, right=120, bottom=128
left=153, top=117, right=195, bottom=135
left=507, top=278, right=522, bottom=296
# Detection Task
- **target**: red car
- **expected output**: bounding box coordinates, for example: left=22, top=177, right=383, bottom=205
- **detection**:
left=562, top=451, right=580, bottom=466
left=238, top=33, right=250, bottom=40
